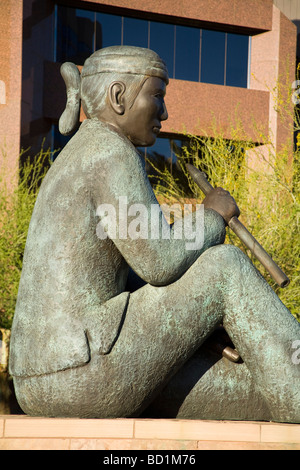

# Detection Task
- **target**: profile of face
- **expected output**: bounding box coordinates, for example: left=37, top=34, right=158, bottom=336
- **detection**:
left=123, top=77, right=168, bottom=147
left=59, top=46, right=169, bottom=139
left=106, top=76, right=168, bottom=147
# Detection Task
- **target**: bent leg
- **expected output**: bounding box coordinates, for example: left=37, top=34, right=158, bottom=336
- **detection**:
left=14, top=245, right=300, bottom=421
left=217, top=245, right=300, bottom=423
left=94, top=244, right=300, bottom=421
left=112, top=244, right=300, bottom=422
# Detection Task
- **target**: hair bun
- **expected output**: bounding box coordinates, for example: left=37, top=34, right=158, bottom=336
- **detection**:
left=59, top=62, right=81, bottom=136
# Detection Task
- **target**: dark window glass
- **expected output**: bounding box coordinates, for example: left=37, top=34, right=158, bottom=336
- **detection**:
left=149, top=22, right=175, bottom=79
left=226, top=33, right=249, bottom=88
left=95, top=12, right=122, bottom=50
left=175, top=25, right=200, bottom=82
left=55, top=6, right=250, bottom=88
left=56, top=6, right=95, bottom=64
left=123, top=17, right=148, bottom=48
left=144, top=137, right=172, bottom=179
left=51, top=124, right=71, bottom=158
left=201, top=29, right=225, bottom=85
left=150, top=137, right=172, bottom=159
left=146, top=137, right=190, bottom=166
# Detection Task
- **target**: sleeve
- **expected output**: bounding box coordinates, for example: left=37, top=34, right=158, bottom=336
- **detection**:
left=92, top=145, right=226, bottom=286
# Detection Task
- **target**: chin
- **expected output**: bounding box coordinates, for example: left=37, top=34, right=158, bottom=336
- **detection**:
left=131, top=135, right=157, bottom=148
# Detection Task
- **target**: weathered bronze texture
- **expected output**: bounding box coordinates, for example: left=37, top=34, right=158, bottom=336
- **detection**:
left=8, top=46, right=300, bottom=423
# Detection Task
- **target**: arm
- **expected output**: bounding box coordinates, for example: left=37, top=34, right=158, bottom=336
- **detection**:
left=92, top=147, right=226, bottom=286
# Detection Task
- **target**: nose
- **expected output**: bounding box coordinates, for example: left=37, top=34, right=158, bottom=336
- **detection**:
left=160, top=101, right=168, bottom=121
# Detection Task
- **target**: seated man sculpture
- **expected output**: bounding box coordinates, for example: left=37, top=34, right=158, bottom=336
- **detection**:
left=9, top=46, right=300, bottom=422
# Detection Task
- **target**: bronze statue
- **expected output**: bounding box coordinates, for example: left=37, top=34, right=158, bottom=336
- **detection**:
left=9, top=46, right=300, bottom=422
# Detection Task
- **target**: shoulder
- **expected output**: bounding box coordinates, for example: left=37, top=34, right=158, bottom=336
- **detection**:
left=81, top=119, right=145, bottom=176
left=82, top=119, right=137, bottom=158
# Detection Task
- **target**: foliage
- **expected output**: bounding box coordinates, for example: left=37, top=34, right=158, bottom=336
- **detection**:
left=0, top=145, right=53, bottom=329
left=147, top=122, right=300, bottom=321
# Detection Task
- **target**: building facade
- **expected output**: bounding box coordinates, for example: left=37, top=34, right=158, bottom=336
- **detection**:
left=274, top=0, right=300, bottom=61
left=0, top=0, right=297, bottom=176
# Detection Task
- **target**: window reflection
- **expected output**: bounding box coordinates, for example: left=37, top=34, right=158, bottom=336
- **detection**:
left=123, top=17, right=149, bottom=48
left=201, top=29, right=226, bottom=85
left=175, top=25, right=200, bottom=82
left=142, top=136, right=188, bottom=171
left=149, top=22, right=175, bottom=79
left=149, top=137, right=173, bottom=160
left=96, top=12, right=122, bottom=49
left=143, top=136, right=195, bottom=197
left=55, top=5, right=250, bottom=87
left=56, top=7, right=95, bottom=64
left=226, top=33, right=249, bottom=88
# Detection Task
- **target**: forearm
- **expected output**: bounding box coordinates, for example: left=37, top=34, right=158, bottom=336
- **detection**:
left=110, top=206, right=226, bottom=286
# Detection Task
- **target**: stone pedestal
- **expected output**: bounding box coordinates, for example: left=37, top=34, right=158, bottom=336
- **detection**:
left=0, top=416, right=299, bottom=450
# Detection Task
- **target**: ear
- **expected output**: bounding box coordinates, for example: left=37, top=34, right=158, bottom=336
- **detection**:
left=108, top=81, right=126, bottom=115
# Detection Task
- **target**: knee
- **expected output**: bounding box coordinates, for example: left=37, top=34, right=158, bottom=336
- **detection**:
left=202, top=244, right=245, bottom=265
left=197, top=244, right=251, bottom=278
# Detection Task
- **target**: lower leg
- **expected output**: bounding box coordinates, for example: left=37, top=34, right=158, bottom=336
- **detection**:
left=106, top=244, right=300, bottom=421
left=143, top=346, right=272, bottom=421
left=212, top=245, right=300, bottom=422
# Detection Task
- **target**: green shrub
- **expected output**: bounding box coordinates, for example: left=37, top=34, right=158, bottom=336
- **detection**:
left=0, top=145, right=54, bottom=329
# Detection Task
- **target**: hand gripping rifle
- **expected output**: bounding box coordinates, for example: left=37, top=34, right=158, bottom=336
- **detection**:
left=186, top=163, right=290, bottom=289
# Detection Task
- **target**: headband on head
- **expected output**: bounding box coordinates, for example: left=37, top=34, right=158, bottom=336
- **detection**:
left=81, top=46, right=169, bottom=84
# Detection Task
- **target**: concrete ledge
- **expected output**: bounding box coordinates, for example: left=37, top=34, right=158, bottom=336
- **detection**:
left=0, top=416, right=300, bottom=450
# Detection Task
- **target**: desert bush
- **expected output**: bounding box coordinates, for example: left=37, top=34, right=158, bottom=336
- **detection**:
left=0, top=145, right=54, bottom=329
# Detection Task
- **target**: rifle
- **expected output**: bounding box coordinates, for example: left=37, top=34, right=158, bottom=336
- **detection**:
left=186, top=163, right=290, bottom=288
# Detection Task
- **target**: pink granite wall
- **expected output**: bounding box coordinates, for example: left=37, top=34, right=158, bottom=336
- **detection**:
left=250, top=5, right=296, bottom=154
left=81, top=0, right=274, bottom=32
left=0, top=0, right=23, bottom=183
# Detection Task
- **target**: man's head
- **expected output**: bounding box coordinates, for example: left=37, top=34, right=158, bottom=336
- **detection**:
left=80, top=46, right=169, bottom=146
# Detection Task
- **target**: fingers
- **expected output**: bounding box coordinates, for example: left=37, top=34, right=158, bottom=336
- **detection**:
left=216, top=189, right=240, bottom=214
left=203, top=187, right=240, bottom=223
left=215, top=187, right=233, bottom=198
